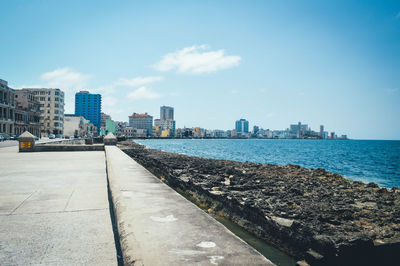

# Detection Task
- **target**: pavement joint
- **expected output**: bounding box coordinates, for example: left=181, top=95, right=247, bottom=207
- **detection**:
left=5, top=208, right=109, bottom=216
left=9, top=190, right=36, bottom=215
left=63, top=189, right=75, bottom=211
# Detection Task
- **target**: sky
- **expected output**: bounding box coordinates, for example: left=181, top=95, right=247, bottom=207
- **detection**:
left=1, top=0, right=399, bottom=140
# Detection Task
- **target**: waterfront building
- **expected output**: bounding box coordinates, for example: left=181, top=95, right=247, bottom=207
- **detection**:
left=253, top=125, right=259, bottom=135
left=105, top=119, right=116, bottom=135
left=289, top=122, right=309, bottom=138
left=24, top=87, right=65, bottom=136
left=64, top=115, right=85, bottom=137
left=153, top=125, right=162, bottom=137
left=14, top=89, right=41, bottom=136
left=128, top=113, right=153, bottom=136
left=75, top=91, right=101, bottom=135
left=0, top=79, right=15, bottom=137
left=235, top=119, right=249, bottom=133
left=154, top=118, right=176, bottom=137
left=160, top=106, right=174, bottom=120
left=122, top=127, right=134, bottom=137
left=161, top=129, right=171, bottom=137
left=193, top=127, right=204, bottom=138
left=319, top=125, right=324, bottom=138
left=101, top=112, right=111, bottom=128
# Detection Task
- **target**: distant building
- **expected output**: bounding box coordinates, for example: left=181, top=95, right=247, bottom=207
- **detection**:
left=14, top=89, right=41, bottom=136
left=0, top=79, right=15, bottom=136
left=319, top=125, right=324, bottom=138
left=24, top=87, right=65, bottom=136
left=101, top=112, right=111, bottom=128
left=122, top=127, right=134, bottom=137
left=105, top=119, right=116, bottom=134
left=64, top=115, right=85, bottom=137
left=160, top=106, right=174, bottom=120
left=154, top=119, right=176, bottom=137
left=129, top=113, right=153, bottom=136
left=289, top=122, right=308, bottom=138
left=75, top=91, right=101, bottom=135
left=253, top=125, right=259, bottom=135
left=235, top=119, right=249, bottom=133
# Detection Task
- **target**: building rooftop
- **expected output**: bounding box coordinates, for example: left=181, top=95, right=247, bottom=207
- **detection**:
left=129, top=112, right=152, bottom=118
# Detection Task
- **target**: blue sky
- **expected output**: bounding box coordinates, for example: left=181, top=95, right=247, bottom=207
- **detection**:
left=1, top=0, right=399, bottom=139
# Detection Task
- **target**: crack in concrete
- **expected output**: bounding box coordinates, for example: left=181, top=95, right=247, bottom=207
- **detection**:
left=63, top=190, right=75, bottom=211
left=9, top=191, right=36, bottom=215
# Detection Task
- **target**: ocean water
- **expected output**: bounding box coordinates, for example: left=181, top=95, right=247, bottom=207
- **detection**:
left=136, top=139, right=400, bottom=188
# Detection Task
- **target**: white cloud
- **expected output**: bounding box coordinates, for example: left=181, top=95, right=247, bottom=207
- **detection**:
left=127, top=87, right=161, bottom=100
left=153, top=45, right=241, bottom=74
left=116, top=76, right=163, bottom=87
left=40, top=67, right=91, bottom=91
left=102, top=96, right=118, bottom=107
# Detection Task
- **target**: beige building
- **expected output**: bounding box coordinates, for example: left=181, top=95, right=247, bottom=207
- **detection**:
left=64, top=115, right=85, bottom=137
left=0, top=79, right=15, bottom=137
left=14, top=89, right=41, bottom=136
left=24, top=88, right=65, bottom=136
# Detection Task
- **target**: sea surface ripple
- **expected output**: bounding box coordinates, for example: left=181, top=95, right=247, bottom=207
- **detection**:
left=136, top=139, right=400, bottom=188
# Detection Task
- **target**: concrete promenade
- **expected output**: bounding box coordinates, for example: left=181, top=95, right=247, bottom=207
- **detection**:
left=106, top=146, right=273, bottom=266
left=0, top=142, right=273, bottom=265
left=0, top=145, right=117, bottom=265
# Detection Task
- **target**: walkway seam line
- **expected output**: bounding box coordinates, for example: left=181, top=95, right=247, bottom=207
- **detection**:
left=63, top=190, right=75, bottom=211
left=9, top=190, right=36, bottom=215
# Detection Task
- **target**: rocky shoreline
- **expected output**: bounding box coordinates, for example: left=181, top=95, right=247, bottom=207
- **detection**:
left=119, top=141, right=400, bottom=266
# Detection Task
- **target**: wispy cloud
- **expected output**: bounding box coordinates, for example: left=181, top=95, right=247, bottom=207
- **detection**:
left=40, top=67, right=91, bottom=91
left=18, top=67, right=92, bottom=114
left=231, top=89, right=239, bottom=94
left=127, top=86, right=161, bottom=100
left=153, top=45, right=241, bottom=74
left=397, top=11, right=400, bottom=19
left=116, top=76, right=163, bottom=87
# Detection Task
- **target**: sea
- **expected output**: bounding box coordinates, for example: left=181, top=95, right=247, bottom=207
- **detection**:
left=136, top=139, right=400, bottom=189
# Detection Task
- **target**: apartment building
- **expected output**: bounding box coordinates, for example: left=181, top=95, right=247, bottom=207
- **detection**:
left=0, top=79, right=15, bottom=136
left=24, top=88, right=65, bottom=136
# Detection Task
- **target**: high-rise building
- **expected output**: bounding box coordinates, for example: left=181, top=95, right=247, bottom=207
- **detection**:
left=24, top=88, right=65, bottom=135
left=0, top=79, right=15, bottom=136
left=253, top=125, right=259, bottom=134
left=160, top=106, right=174, bottom=120
left=235, top=119, right=249, bottom=133
left=129, top=113, right=153, bottom=136
left=75, top=91, right=101, bottom=135
left=319, top=125, right=324, bottom=138
left=14, top=89, right=41, bottom=136
left=289, top=122, right=309, bottom=138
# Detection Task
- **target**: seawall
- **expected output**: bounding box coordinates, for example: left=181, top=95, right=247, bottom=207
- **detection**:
left=119, top=141, right=400, bottom=266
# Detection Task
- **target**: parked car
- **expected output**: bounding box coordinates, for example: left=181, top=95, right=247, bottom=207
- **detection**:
left=0, top=135, right=4, bottom=142
left=49, top=134, right=55, bottom=139
left=35, top=136, right=39, bottom=140
left=10, top=135, right=19, bottom=140
left=2, top=134, right=10, bottom=140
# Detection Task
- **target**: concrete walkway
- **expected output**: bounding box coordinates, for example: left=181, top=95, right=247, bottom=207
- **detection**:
left=0, top=146, right=117, bottom=265
left=105, top=146, right=273, bottom=266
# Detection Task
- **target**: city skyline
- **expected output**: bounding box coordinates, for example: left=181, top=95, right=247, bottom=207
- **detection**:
left=1, top=1, right=400, bottom=139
